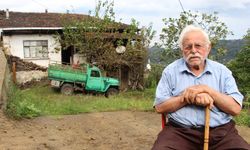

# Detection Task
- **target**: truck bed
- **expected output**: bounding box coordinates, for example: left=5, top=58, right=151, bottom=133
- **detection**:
left=48, top=64, right=87, bottom=83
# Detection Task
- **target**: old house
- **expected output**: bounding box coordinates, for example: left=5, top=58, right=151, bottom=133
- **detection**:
left=0, top=9, right=88, bottom=67
left=0, top=9, right=147, bottom=90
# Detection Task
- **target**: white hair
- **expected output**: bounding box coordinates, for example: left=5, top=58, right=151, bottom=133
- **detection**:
left=178, top=25, right=211, bottom=49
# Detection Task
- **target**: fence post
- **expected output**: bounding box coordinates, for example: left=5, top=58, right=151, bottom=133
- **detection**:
left=12, top=62, right=16, bottom=84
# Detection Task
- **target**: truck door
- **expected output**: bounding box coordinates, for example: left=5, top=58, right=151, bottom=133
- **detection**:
left=86, top=70, right=104, bottom=91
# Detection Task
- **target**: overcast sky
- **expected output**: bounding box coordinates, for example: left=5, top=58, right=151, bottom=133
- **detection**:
left=1, top=0, right=250, bottom=43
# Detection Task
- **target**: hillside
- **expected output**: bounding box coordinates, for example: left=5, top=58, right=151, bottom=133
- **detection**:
left=149, top=39, right=245, bottom=65
left=212, top=39, right=245, bottom=63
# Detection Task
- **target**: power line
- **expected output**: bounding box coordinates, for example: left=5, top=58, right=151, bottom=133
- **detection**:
left=177, top=0, right=200, bottom=26
left=178, top=0, right=185, bottom=12
left=31, top=0, right=48, bottom=10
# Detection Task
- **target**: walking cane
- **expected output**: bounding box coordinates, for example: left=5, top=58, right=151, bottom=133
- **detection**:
left=203, top=106, right=210, bottom=150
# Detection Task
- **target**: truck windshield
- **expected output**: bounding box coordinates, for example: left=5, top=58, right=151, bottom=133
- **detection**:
left=90, top=70, right=100, bottom=77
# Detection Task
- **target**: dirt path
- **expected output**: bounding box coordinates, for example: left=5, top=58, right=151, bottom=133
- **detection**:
left=0, top=111, right=249, bottom=150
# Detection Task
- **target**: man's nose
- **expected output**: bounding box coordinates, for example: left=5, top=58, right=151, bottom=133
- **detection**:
left=191, top=45, right=198, bottom=53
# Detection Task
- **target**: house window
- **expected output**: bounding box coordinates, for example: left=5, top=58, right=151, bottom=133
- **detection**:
left=23, top=40, right=48, bottom=58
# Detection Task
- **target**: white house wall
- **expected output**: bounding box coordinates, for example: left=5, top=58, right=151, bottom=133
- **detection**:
left=2, top=34, right=61, bottom=67
left=73, top=53, right=87, bottom=64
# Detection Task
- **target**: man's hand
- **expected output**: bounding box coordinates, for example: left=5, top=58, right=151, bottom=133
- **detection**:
left=181, top=85, right=214, bottom=108
left=181, top=85, right=208, bottom=103
left=195, top=93, right=214, bottom=109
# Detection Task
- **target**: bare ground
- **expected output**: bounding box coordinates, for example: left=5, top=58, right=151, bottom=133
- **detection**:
left=0, top=111, right=249, bottom=150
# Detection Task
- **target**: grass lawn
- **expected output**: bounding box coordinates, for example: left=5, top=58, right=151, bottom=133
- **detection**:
left=6, top=82, right=155, bottom=118
left=6, top=82, right=250, bottom=127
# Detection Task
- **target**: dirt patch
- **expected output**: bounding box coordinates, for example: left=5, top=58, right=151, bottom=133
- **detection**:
left=0, top=111, right=249, bottom=150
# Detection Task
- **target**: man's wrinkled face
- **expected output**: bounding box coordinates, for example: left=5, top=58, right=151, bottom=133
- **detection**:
left=182, top=31, right=210, bottom=68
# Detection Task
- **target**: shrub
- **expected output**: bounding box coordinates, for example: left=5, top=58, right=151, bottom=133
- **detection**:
left=5, top=84, right=41, bottom=119
left=144, top=64, right=164, bottom=88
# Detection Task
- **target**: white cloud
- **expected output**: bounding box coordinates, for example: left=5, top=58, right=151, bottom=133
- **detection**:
left=181, top=0, right=250, bottom=10
left=1, top=0, right=95, bottom=13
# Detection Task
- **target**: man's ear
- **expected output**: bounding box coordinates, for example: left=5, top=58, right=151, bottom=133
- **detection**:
left=207, top=44, right=212, bottom=53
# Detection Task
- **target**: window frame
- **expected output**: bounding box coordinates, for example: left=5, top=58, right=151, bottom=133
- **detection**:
left=90, top=70, right=100, bottom=77
left=23, top=40, right=49, bottom=59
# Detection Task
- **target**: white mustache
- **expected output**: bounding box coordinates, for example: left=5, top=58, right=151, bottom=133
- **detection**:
left=186, top=53, right=202, bottom=61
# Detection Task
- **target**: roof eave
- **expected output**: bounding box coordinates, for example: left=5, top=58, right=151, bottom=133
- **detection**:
left=1, top=27, right=63, bottom=30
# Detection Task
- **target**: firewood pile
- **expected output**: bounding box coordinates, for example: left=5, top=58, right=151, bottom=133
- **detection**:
left=6, top=55, right=47, bottom=72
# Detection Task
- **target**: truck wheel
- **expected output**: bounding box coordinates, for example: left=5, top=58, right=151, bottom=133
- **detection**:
left=61, top=83, right=74, bottom=95
left=105, top=88, right=119, bottom=97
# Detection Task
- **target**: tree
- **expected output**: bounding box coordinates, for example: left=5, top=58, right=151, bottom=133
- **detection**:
left=56, top=0, right=155, bottom=65
left=227, top=29, right=250, bottom=101
left=158, top=10, right=232, bottom=64
left=54, top=0, right=155, bottom=90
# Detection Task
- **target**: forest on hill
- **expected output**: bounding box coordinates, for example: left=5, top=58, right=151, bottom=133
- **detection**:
left=148, top=39, right=245, bottom=65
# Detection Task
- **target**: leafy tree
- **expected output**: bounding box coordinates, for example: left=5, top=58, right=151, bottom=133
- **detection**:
left=56, top=0, right=155, bottom=65
left=228, top=29, right=250, bottom=101
left=54, top=0, right=155, bottom=89
left=158, top=10, right=232, bottom=64
left=144, top=63, right=164, bottom=88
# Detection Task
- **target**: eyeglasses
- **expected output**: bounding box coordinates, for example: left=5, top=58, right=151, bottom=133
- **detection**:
left=183, top=43, right=207, bottom=51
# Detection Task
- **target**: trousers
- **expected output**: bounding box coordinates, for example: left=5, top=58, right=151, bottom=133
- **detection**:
left=151, top=120, right=250, bottom=150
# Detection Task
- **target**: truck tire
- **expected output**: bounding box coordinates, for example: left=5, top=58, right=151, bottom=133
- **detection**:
left=61, top=83, right=74, bottom=95
left=105, top=88, right=119, bottom=97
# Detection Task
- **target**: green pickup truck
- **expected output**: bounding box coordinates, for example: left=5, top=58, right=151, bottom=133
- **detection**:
left=48, top=63, right=119, bottom=96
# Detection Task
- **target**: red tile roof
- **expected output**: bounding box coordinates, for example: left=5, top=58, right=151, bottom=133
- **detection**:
left=0, top=10, right=88, bottom=28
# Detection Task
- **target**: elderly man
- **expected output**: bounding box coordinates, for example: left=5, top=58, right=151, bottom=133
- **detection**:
left=152, top=25, right=249, bottom=150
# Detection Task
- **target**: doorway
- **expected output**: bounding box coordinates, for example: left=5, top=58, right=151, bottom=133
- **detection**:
left=61, top=46, right=73, bottom=65
left=120, top=65, right=129, bottom=90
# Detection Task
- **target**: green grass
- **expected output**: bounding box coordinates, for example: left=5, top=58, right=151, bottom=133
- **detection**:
left=234, top=109, right=250, bottom=127
left=6, top=82, right=155, bottom=119
left=6, top=82, right=250, bottom=127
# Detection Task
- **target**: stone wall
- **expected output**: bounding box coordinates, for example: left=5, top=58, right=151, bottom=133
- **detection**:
left=6, top=55, right=48, bottom=88
left=0, top=49, right=9, bottom=110
left=16, top=70, right=47, bottom=86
